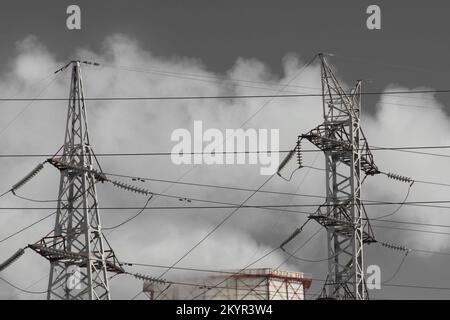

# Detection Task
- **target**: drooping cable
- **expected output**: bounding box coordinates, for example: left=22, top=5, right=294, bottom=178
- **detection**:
left=156, top=174, right=276, bottom=281
left=0, top=184, right=97, bottom=246
left=377, top=240, right=411, bottom=285
left=12, top=193, right=59, bottom=203
left=373, top=181, right=414, bottom=220
left=382, top=252, right=409, bottom=285
left=277, top=137, right=303, bottom=181
left=282, top=233, right=354, bottom=263
left=103, top=195, right=154, bottom=230
left=0, top=276, right=47, bottom=295
left=11, top=274, right=48, bottom=298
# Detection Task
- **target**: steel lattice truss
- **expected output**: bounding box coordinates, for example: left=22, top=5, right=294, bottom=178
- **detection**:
left=299, top=54, right=379, bottom=300
left=30, top=61, right=122, bottom=300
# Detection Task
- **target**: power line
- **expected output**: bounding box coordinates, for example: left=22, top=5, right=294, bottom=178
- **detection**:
left=104, top=172, right=450, bottom=202
left=2, top=206, right=449, bottom=296
left=1, top=55, right=314, bottom=280
left=0, top=73, right=60, bottom=138
left=4, top=199, right=450, bottom=210
left=333, top=55, right=446, bottom=75
left=371, top=224, right=450, bottom=236
left=0, top=276, right=47, bottom=295
left=190, top=246, right=281, bottom=300
left=280, top=227, right=326, bottom=263
left=5, top=168, right=450, bottom=240
left=409, top=248, right=450, bottom=256
left=1, top=209, right=448, bottom=261
left=415, top=179, right=450, bottom=188
left=142, top=54, right=319, bottom=286
left=11, top=274, right=49, bottom=298
left=101, top=55, right=449, bottom=89
left=8, top=234, right=446, bottom=300
left=0, top=211, right=56, bottom=244
left=371, top=183, right=413, bottom=220
left=12, top=187, right=450, bottom=233
left=382, top=283, right=450, bottom=292
left=120, top=260, right=450, bottom=294
left=5, top=56, right=450, bottom=300
left=0, top=144, right=447, bottom=158
left=192, top=210, right=346, bottom=298
left=371, top=218, right=450, bottom=230
left=0, top=187, right=95, bottom=246
left=98, top=61, right=321, bottom=91
left=243, top=154, right=320, bottom=266
left=10, top=166, right=450, bottom=243
left=89, top=60, right=450, bottom=113
left=92, top=58, right=450, bottom=112
left=123, top=232, right=450, bottom=272
left=103, top=195, right=153, bottom=230
left=382, top=253, right=409, bottom=284
left=13, top=167, right=450, bottom=207
left=156, top=174, right=276, bottom=280
left=1, top=89, right=450, bottom=102
left=137, top=275, right=450, bottom=298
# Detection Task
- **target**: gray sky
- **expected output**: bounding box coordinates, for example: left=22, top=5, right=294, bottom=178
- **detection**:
left=1, top=0, right=449, bottom=114
left=0, top=0, right=449, bottom=300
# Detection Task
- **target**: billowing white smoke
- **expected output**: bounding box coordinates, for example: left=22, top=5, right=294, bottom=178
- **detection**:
left=0, top=34, right=448, bottom=299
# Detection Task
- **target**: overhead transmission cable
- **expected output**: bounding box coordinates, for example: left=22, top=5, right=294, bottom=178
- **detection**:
left=13, top=177, right=450, bottom=233
left=4, top=56, right=450, bottom=298
left=126, top=55, right=321, bottom=300
left=5, top=199, right=450, bottom=210
left=105, top=237, right=450, bottom=299
left=0, top=276, right=47, bottom=295
left=97, top=61, right=321, bottom=91
left=103, top=195, right=154, bottom=230
left=148, top=55, right=319, bottom=285
left=382, top=253, right=410, bottom=285
left=91, top=57, right=450, bottom=109
left=376, top=240, right=411, bottom=285
left=371, top=172, right=415, bottom=220
left=1, top=90, right=450, bottom=102
left=0, top=73, right=61, bottom=138
left=244, top=152, right=321, bottom=265
left=0, top=183, right=98, bottom=246
left=11, top=274, right=49, bottom=298
left=191, top=218, right=321, bottom=300
left=5, top=205, right=450, bottom=237
left=11, top=169, right=450, bottom=210
left=157, top=174, right=276, bottom=281
left=0, top=144, right=448, bottom=158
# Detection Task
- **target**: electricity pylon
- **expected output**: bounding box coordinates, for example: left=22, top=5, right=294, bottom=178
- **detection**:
left=30, top=61, right=123, bottom=300
left=299, top=54, right=379, bottom=299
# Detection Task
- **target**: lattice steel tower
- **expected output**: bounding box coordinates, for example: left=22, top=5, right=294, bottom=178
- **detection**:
left=300, top=54, right=379, bottom=299
left=30, top=61, right=123, bottom=300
